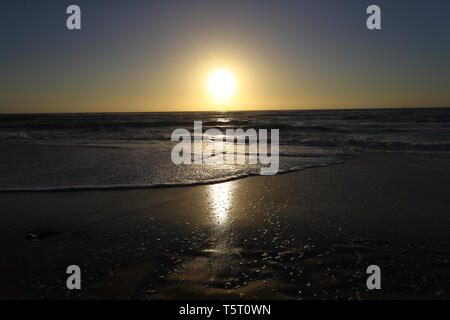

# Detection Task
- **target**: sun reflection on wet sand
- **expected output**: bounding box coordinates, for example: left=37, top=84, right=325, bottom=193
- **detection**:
left=147, top=180, right=293, bottom=299
left=208, top=182, right=234, bottom=226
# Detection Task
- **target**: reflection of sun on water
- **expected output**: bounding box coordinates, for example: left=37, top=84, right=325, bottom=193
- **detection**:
left=208, top=182, right=233, bottom=225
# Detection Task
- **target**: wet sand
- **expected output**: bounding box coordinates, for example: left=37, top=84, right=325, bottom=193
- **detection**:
left=1, top=152, right=450, bottom=299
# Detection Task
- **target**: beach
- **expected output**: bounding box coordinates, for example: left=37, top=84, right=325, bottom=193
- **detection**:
left=1, top=151, right=449, bottom=300
left=3, top=0, right=450, bottom=309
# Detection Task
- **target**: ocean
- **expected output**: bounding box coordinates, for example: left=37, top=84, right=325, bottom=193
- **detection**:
left=0, top=108, right=449, bottom=191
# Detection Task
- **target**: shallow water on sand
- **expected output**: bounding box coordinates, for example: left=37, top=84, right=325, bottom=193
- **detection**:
left=1, top=153, right=450, bottom=299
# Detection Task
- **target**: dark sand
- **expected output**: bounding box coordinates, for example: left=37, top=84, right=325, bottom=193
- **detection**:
left=1, top=152, right=450, bottom=299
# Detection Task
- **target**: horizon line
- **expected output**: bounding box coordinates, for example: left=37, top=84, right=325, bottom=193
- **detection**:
left=0, top=105, right=449, bottom=115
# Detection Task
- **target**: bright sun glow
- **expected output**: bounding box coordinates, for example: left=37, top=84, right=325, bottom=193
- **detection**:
left=206, top=69, right=237, bottom=104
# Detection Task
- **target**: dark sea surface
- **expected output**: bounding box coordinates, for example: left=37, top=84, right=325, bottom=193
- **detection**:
left=0, top=108, right=449, bottom=191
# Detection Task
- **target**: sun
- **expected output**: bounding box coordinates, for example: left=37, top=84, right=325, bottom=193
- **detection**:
left=206, top=69, right=237, bottom=104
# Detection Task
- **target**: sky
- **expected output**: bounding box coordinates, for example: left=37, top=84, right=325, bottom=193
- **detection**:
left=1, top=0, right=450, bottom=113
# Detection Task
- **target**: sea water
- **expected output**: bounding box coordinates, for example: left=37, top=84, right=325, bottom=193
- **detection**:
left=0, top=108, right=449, bottom=191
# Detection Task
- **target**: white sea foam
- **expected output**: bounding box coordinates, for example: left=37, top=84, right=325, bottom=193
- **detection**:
left=0, top=109, right=448, bottom=191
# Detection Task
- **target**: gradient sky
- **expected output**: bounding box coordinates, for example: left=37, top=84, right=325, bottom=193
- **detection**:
left=1, top=0, right=450, bottom=113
